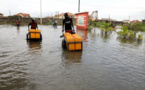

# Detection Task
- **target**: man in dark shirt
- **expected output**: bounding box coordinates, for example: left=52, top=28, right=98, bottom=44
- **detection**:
left=16, top=18, right=20, bottom=26
left=62, top=13, right=74, bottom=33
left=28, top=19, right=38, bottom=30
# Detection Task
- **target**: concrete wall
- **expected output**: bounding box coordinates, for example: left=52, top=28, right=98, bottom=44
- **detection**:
left=95, top=20, right=124, bottom=26
left=0, top=17, right=76, bottom=25
left=142, top=20, right=145, bottom=24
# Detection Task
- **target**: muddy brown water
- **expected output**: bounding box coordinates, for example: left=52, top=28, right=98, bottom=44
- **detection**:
left=0, top=25, right=145, bottom=90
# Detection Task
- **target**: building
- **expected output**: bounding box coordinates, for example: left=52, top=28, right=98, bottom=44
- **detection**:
left=15, top=13, right=30, bottom=18
left=91, top=11, right=98, bottom=21
left=130, top=20, right=141, bottom=25
left=55, top=12, right=75, bottom=19
left=0, top=13, right=3, bottom=17
left=123, top=20, right=130, bottom=23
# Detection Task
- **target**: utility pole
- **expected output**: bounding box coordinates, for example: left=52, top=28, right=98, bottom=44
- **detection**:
left=40, top=0, right=42, bottom=25
left=55, top=11, right=59, bottom=19
left=9, top=10, right=11, bottom=16
left=55, top=11, right=58, bottom=19
left=58, top=11, right=59, bottom=19
left=109, top=14, right=110, bottom=20
left=78, top=0, right=80, bottom=12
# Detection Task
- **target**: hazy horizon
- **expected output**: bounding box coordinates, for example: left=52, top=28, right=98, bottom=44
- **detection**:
left=1, top=0, right=145, bottom=21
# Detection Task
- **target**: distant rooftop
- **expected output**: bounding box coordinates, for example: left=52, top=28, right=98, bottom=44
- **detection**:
left=15, top=13, right=30, bottom=17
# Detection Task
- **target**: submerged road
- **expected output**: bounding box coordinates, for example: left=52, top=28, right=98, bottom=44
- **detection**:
left=0, top=25, right=145, bottom=90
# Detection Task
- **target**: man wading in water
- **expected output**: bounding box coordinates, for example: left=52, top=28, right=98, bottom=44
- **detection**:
left=62, top=13, right=75, bottom=33
left=28, top=19, right=38, bottom=30
left=61, top=13, right=75, bottom=48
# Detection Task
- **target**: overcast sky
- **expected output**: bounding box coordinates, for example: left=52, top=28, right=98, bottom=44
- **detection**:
left=0, top=0, right=145, bottom=21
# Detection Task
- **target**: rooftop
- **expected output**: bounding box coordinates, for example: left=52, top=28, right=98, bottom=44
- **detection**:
left=15, top=13, right=30, bottom=17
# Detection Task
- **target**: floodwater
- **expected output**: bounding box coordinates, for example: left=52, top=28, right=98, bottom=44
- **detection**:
left=0, top=25, right=145, bottom=90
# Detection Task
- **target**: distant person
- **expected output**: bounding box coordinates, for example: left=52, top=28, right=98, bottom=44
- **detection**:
left=52, top=20, right=55, bottom=25
left=110, top=21, right=113, bottom=27
left=28, top=19, right=38, bottom=30
left=52, top=20, right=57, bottom=26
left=62, top=13, right=74, bottom=33
left=55, top=20, right=58, bottom=26
left=106, top=20, right=108, bottom=23
left=16, top=18, right=20, bottom=26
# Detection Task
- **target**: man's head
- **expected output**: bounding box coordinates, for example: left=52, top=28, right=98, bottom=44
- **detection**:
left=32, top=18, right=35, bottom=22
left=64, top=13, right=68, bottom=18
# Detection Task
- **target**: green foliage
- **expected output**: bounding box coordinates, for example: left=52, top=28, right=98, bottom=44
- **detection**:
left=8, top=16, right=20, bottom=18
left=88, top=26, right=93, bottom=31
left=121, top=26, right=128, bottom=32
left=125, top=23, right=131, bottom=30
left=46, top=22, right=52, bottom=25
left=117, top=31, right=128, bottom=38
left=118, top=26, right=129, bottom=37
left=128, top=30, right=136, bottom=38
left=92, top=22, right=97, bottom=27
left=92, top=21, right=105, bottom=28
left=88, top=19, right=92, bottom=23
left=73, top=22, right=76, bottom=26
left=101, top=22, right=113, bottom=32
left=57, top=22, right=63, bottom=25
left=131, top=22, right=143, bottom=31
left=127, top=22, right=145, bottom=31
left=117, top=26, right=136, bottom=39
left=137, top=34, right=143, bottom=40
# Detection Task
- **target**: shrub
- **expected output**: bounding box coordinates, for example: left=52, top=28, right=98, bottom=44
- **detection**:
left=101, top=22, right=114, bottom=35
left=117, top=26, right=136, bottom=39
left=92, top=21, right=105, bottom=28
left=101, top=22, right=113, bottom=32
left=127, top=22, right=145, bottom=31
left=137, top=34, right=143, bottom=40
left=128, top=30, right=136, bottom=39
left=88, top=26, right=93, bottom=31
left=131, top=22, right=143, bottom=31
